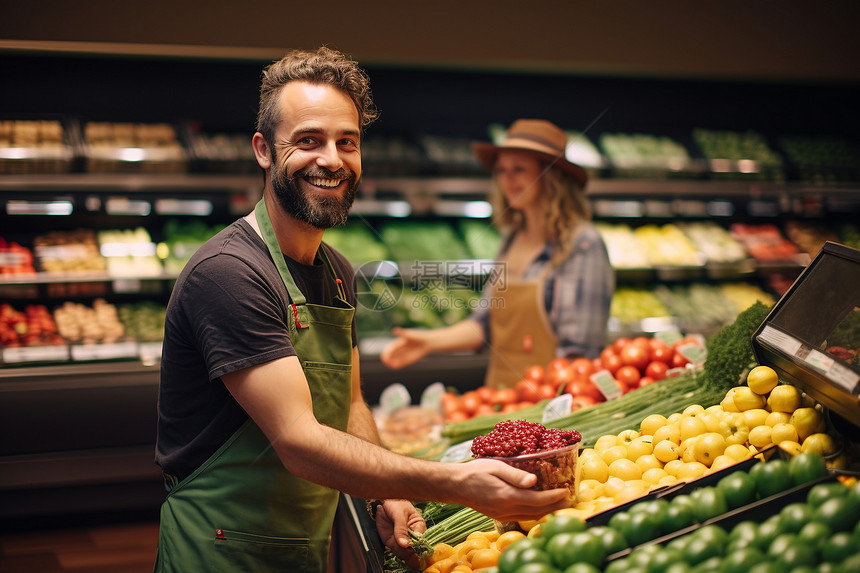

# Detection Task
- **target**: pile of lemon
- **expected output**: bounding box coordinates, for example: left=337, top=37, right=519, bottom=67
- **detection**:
left=562, top=365, right=841, bottom=521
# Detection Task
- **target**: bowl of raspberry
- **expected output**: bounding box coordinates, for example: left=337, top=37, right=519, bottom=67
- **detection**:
left=471, top=420, right=582, bottom=505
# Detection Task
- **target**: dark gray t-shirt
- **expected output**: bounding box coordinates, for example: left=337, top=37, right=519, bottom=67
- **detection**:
left=155, top=218, right=357, bottom=480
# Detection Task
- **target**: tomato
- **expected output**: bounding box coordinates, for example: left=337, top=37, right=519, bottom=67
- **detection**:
left=649, top=340, right=674, bottom=362
left=537, top=384, right=557, bottom=400
left=637, top=376, right=656, bottom=388
left=591, top=358, right=603, bottom=372
left=690, top=487, right=728, bottom=523
left=602, top=353, right=623, bottom=375
left=796, top=520, right=831, bottom=546
left=570, top=357, right=595, bottom=378
left=476, top=385, right=495, bottom=403
left=751, top=515, right=782, bottom=552
left=493, top=387, right=519, bottom=407
left=474, top=403, right=495, bottom=417
left=615, top=365, right=641, bottom=387
left=619, top=510, right=662, bottom=547
left=620, top=343, right=650, bottom=372
left=548, top=366, right=576, bottom=388
left=716, top=470, right=757, bottom=510
left=682, top=533, right=724, bottom=566
left=525, top=364, right=545, bottom=382
left=787, top=452, right=828, bottom=486
left=547, top=357, right=569, bottom=372
left=570, top=395, right=599, bottom=410
left=612, top=337, right=632, bottom=353
left=516, top=379, right=543, bottom=403
left=459, top=391, right=481, bottom=415
left=750, top=459, right=793, bottom=499
left=497, top=537, right=546, bottom=573
left=775, top=544, right=817, bottom=569
left=645, top=360, right=669, bottom=381
left=671, top=352, right=691, bottom=368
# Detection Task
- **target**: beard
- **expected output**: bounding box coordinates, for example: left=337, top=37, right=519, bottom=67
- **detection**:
left=271, top=160, right=357, bottom=229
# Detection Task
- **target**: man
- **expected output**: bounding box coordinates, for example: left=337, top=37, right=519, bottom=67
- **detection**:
left=154, top=46, right=570, bottom=573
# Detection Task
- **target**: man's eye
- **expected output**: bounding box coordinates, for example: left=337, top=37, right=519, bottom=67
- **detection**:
left=339, top=138, right=359, bottom=148
left=298, top=137, right=316, bottom=145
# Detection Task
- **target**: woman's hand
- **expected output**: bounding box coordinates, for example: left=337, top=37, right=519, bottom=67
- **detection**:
left=379, top=327, right=433, bottom=369
left=374, top=499, right=426, bottom=569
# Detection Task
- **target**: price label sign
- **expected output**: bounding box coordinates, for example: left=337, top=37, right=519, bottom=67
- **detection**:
left=378, top=383, right=411, bottom=416
left=590, top=369, right=622, bottom=401
left=2, top=344, right=69, bottom=364
left=420, top=382, right=446, bottom=412
left=71, top=341, right=138, bottom=361
left=440, top=439, right=474, bottom=463
left=677, top=341, right=707, bottom=365
left=654, top=330, right=684, bottom=346
left=542, top=394, right=573, bottom=424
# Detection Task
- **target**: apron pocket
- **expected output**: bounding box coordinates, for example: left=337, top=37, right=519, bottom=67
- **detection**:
left=214, top=528, right=311, bottom=571
left=303, top=361, right=351, bottom=373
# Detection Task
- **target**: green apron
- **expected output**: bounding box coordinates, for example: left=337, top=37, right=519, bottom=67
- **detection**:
left=154, top=198, right=355, bottom=573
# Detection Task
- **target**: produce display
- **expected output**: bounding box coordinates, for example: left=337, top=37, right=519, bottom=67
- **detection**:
left=33, top=229, right=106, bottom=274
left=778, top=134, right=860, bottom=184
left=458, top=220, right=501, bottom=261
left=117, top=302, right=166, bottom=343
left=730, top=223, right=803, bottom=262
left=83, top=121, right=187, bottom=173
left=598, top=132, right=693, bottom=172
left=158, top=219, right=227, bottom=274
left=53, top=299, right=125, bottom=344
left=323, top=220, right=392, bottom=263
left=0, top=236, right=36, bottom=275
left=0, top=119, right=71, bottom=174
left=0, top=303, right=63, bottom=347
left=380, top=221, right=471, bottom=262
left=632, top=224, right=703, bottom=267
left=692, top=128, right=784, bottom=180
left=97, top=227, right=163, bottom=277
left=676, top=222, right=748, bottom=264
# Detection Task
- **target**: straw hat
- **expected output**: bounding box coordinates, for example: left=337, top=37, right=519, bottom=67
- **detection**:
left=472, top=119, right=588, bottom=187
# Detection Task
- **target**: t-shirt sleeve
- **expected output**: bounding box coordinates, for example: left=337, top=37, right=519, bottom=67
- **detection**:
left=177, top=254, right=296, bottom=381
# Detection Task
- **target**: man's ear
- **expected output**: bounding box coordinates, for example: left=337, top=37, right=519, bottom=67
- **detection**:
left=252, top=132, right=272, bottom=169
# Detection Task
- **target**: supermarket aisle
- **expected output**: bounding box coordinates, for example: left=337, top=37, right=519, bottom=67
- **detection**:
left=0, top=521, right=158, bottom=573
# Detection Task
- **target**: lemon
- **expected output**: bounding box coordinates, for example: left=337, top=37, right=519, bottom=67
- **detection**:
left=724, top=443, right=752, bottom=461
left=801, top=432, right=837, bottom=456
left=635, top=454, right=662, bottom=473
left=577, top=479, right=604, bottom=502
left=765, top=411, right=792, bottom=427
left=747, top=365, right=779, bottom=395
left=602, top=445, right=629, bottom=466
left=767, top=384, right=801, bottom=413
left=709, top=455, right=736, bottom=473
left=693, top=432, right=727, bottom=467
left=594, top=434, right=621, bottom=454
left=676, top=461, right=708, bottom=480
left=581, top=455, right=610, bottom=483
left=790, top=407, right=826, bottom=442
left=679, top=415, right=707, bottom=442
left=654, top=439, right=681, bottom=463
left=653, top=423, right=681, bottom=445
left=663, top=459, right=684, bottom=477
left=608, top=457, right=643, bottom=480
left=683, top=404, right=705, bottom=416
left=732, top=386, right=767, bottom=411
left=742, top=408, right=770, bottom=429
left=771, top=422, right=799, bottom=445
left=613, top=480, right=651, bottom=504
left=640, top=413, right=668, bottom=437
left=642, top=467, right=670, bottom=485
left=626, top=436, right=654, bottom=461
left=778, top=440, right=802, bottom=457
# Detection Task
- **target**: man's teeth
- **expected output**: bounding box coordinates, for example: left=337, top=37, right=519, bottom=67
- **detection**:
left=307, top=177, right=341, bottom=188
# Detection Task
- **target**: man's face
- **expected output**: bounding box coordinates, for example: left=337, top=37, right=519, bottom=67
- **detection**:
left=269, top=82, right=361, bottom=229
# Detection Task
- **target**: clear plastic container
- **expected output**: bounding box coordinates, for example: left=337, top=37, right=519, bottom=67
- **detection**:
left=487, top=443, right=581, bottom=504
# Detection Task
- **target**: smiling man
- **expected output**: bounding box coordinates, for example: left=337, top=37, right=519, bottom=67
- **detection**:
left=154, top=47, right=571, bottom=573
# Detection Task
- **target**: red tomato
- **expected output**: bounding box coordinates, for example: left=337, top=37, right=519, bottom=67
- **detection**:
left=476, top=386, right=495, bottom=403
left=645, top=360, right=669, bottom=381
left=537, top=384, right=557, bottom=400
left=501, top=403, right=520, bottom=414
left=566, top=378, right=604, bottom=402
left=620, top=343, right=650, bottom=372
left=615, top=365, right=641, bottom=388
left=459, top=392, right=481, bottom=416
left=672, top=352, right=691, bottom=368
left=631, top=336, right=651, bottom=349
left=601, top=353, right=623, bottom=375
left=638, top=376, right=656, bottom=387
left=474, top=403, right=495, bottom=417
left=570, top=395, right=599, bottom=410
left=517, top=401, right=536, bottom=411
left=649, top=341, right=674, bottom=363
left=672, top=336, right=700, bottom=349
left=612, top=337, right=632, bottom=353
left=547, top=357, right=569, bottom=371
left=441, top=392, right=459, bottom=416
left=447, top=410, right=469, bottom=422
left=600, top=347, right=619, bottom=364
left=524, top=365, right=545, bottom=383
left=549, top=365, right=576, bottom=388
left=570, top=357, right=596, bottom=378
left=592, top=358, right=603, bottom=371
left=515, top=379, right=543, bottom=403
left=493, top=387, right=519, bottom=406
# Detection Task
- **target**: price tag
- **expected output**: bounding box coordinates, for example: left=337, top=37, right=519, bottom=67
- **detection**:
left=419, top=382, right=446, bottom=412
left=590, top=369, right=622, bottom=401
left=138, top=341, right=163, bottom=365
left=71, top=341, right=138, bottom=361
left=378, top=383, right=411, bottom=415
left=654, top=330, right=684, bottom=346
left=2, top=344, right=69, bottom=364
left=542, top=394, right=573, bottom=424
left=440, top=439, right=474, bottom=463
left=676, top=342, right=707, bottom=365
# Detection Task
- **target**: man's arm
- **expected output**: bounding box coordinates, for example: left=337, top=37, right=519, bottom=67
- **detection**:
left=220, top=355, right=571, bottom=522
left=346, top=345, right=379, bottom=444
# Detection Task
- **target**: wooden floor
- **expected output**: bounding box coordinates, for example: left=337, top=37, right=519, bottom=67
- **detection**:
left=0, top=520, right=158, bottom=573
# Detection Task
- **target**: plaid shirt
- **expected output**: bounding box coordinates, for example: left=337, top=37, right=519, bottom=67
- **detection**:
left=471, top=221, right=615, bottom=359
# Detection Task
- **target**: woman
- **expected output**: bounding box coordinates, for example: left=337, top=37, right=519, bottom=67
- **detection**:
left=380, top=119, right=615, bottom=388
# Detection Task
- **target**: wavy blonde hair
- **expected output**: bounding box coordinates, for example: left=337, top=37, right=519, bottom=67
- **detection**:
left=490, top=160, right=591, bottom=266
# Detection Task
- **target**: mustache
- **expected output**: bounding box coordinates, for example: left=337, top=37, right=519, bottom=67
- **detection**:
left=291, top=166, right=355, bottom=181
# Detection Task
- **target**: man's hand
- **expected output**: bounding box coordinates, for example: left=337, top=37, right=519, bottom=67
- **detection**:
left=374, top=499, right=426, bottom=569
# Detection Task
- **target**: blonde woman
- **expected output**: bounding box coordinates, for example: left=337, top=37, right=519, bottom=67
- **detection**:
left=381, top=119, right=615, bottom=388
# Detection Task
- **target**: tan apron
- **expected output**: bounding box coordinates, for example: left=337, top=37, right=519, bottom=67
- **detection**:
left=484, top=266, right=557, bottom=389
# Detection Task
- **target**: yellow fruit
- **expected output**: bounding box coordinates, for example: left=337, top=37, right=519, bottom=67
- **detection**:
left=640, top=414, right=668, bottom=437
left=517, top=518, right=545, bottom=534
left=617, top=429, right=641, bottom=444
left=718, top=413, right=750, bottom=446
left=742, top=408, right=770, bottom=429
left=693, top=432, right=727, bottom=467
left=603, top=476, right=626, bottom=498
left=676, top=461, right=708, bottom=480
left=724, top=443, right=752, bottom=461
left=748, top=425, right=773, bottom=448
left=654, top=439, right=681, bottom=463
left=790, top=407, right=826, bottom=442
left=658, top=475, right=678, bottom=487
left=469, top=547, right=501, bottom=569
left=663, top=459, right=684, bottom=477
left=679, top=415, right=707, bottom=442
left=767, top=384, right=801, bottom=413
left=698, top=413, right=723, bottom=433
left=771, top=422, right=799, bottom=445
left=826, top=453, right=849, bottom=471
left=581, top=455, right=610, bottom=483
left=705, top=404, right=725, bottom=415
left=778, top=441, right=802, bottom=457
left=608, top=458, right=643, bottom=481
left=577, top=479, right=604, bottom=502
left=680, top=436, right=701, bottom=462
left=801, top=433, right=837, bottom=456
left=733, top=386, right=767, bottom=411
left=594, top=434, right=621, bottom=454
left=426, top=543, right=456, bottom=565
left=635, top=454, right=662, bottom=473
left=709, top=455, right=736, bottom=473
left=667, top=412, right=683, bottom=424
left=613, top=480, right=651, bottom=504
left=642, top=467, right=670, bottom=485
left=683, top=404, right=705, bottom=416
left=494, top=531, right=525, bottom=552
left=747, top=365, right=779, bottom=395
left=765, top=411, right=792, bottom=427
left=602, top=445, right=629, bottom=466
left=627, top=436, right=654, bottom=461
left=653, top=423, right=681, bottom=445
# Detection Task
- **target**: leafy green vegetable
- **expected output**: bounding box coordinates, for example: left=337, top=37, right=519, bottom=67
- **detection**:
left=703, top=300, right=772, bottom=390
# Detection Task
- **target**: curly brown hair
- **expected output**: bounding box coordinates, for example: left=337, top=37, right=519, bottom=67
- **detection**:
left=256, top=46, right=379, bottom=150
left=490, top=161, right=592, bottom=265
